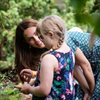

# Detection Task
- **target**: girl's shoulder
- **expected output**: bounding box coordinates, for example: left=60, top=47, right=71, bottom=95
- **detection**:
left=41, top=53, right=58, bottom=66
left=40, top=53, right=59, bottom=71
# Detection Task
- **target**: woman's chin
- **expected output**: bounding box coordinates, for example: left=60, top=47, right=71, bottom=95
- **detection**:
left=34, top=44, right=45, bottom=48
left=39, top=44, right=45, bottom=48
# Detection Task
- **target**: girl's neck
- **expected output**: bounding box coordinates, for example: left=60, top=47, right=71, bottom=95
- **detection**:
left=51, top=42, right=70, bottom=53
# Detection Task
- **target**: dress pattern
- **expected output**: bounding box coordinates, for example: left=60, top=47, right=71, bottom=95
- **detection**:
left=32, top=50, right=75, bottom=100
left=66, top=31, right=100, bottom=100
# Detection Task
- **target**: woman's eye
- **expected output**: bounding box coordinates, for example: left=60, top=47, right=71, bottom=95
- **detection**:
left=27, top=37, right=33, bottom=42
left=39, top=35, right=43, bottom=39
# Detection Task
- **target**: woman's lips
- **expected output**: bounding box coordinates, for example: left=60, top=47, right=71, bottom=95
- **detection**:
left=35, top=41, right=43, bottom=46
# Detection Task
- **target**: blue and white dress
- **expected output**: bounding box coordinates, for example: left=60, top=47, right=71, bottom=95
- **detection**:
left=66, top=31, right=100, bottom=100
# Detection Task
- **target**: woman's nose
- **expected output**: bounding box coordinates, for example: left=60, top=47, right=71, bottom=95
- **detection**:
left=33, top=35, right=39, bottom=41
left=32, top=35, right=42, bottom=44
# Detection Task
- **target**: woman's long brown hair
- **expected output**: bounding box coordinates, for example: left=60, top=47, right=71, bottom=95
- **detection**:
left=15, top=19, right=47, bottom=81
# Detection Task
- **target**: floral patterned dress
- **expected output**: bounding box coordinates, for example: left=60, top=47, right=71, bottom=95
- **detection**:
left=32, top=50, right=75, bottom=100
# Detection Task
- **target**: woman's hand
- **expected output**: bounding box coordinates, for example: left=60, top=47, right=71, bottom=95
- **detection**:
left=20, top=69, right=33, bottom=83
left=83, top=92, right=91, bottom=100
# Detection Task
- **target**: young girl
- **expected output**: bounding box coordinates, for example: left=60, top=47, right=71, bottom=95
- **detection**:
left=19, top=15, right=75, bottom=100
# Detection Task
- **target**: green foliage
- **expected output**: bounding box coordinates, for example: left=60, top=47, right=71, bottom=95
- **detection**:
left=0, top=84, right=20, bottom=100
left=0, top=0, right=99, bottom=71
left=0, top=73, right=21, bottom=100
left=69, top=0, right=100, bottom=36
left=0, top=0, right=75, bottom=70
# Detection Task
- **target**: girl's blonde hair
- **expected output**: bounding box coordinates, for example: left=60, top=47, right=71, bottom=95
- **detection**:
left=37, top=15, right=67, bottom=47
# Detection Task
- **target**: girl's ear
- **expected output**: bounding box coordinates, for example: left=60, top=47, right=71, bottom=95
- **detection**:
left=48, top=31, right=54, bottom=37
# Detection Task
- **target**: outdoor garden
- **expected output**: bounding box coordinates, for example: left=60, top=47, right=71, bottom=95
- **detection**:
left=0, top=0, right=100, bottom=99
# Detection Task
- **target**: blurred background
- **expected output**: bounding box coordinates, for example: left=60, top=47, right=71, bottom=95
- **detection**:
left=0, top=0, right=100, bottom=76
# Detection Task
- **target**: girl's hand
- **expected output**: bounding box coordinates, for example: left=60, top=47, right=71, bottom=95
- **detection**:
left=20, top=82, right=32, bottom=94
left=20, top=69, right=33, bottom=83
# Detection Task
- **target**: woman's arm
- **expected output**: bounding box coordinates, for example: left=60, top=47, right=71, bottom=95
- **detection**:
left=74, top=65, right=89, bottom=92
left=75, top=48, right=95, bottom=94
left=74, top=65, right=91, bottom=100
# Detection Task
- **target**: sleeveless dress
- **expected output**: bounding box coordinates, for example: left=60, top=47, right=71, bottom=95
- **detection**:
left=66, top=31, right=100, bottom=100
left=32, top=50, right=75, bottom=100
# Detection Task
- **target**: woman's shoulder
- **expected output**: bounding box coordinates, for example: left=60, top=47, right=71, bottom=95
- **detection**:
left=67, top=31, right=90, bottom=39
left=65, top=31, right=90, bottom=53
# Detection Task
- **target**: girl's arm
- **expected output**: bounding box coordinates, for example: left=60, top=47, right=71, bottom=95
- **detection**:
left=19, top=54, right=57, bottom=97
left=30, top=54, right=57, bottom=96
left=75, top=47, right=95, bottom=95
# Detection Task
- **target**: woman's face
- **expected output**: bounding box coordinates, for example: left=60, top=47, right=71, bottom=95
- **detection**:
left=24, top=27, right=45, bottom=48
left=38, top=32, right=53, bottom=49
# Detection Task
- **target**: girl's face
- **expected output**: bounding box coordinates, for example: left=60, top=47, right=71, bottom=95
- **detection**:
left=38, top=32, right=54, bottom=49
left=24, top=27, right=45, bottom=48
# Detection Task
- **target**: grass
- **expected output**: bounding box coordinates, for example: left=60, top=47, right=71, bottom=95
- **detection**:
left=0, top=72, right=21, bottom=100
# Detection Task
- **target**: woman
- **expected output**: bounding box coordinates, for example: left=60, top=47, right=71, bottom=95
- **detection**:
left=15, top=18, right=95, bottom=99
left=15, top=19, right=47, bottom=82
left=66, top=30, right=100, bottom=99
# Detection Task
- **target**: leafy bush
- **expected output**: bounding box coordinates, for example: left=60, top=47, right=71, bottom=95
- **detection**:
left=0, top=0, right=99, bottom=70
